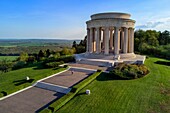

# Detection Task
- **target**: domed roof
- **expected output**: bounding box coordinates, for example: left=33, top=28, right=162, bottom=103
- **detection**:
left=91, top=12, right=131, bottom=20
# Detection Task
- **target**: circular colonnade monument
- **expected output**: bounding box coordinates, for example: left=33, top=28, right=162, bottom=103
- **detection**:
left=86, top=12, right=135, bottom=59
left=75, top=12, right=145, bottom=66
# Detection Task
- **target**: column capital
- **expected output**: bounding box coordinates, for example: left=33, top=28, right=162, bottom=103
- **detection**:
left=103, top=27, right=110, bottom=30
left=114, top=26, right=121, bottom=31
left=129, top=27, right=135, bottom=30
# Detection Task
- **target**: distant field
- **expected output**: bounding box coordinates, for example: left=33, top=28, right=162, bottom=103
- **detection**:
left=0, top=39, right=76, bottom=47
left=0, top=56, right=18, bottom=61
left=0, top=39, right=79, bottom=54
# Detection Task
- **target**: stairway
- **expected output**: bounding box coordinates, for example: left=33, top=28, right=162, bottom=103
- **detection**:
left=34, top=82, right=71, bottom=94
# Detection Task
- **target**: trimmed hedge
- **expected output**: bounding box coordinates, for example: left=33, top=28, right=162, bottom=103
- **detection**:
left=44, top=70, right=102, bottom=113
left=39, top=108, right=52, bottom=113
left=48, top=92, right=76, bottom=112
left=71, top=70, right=102, bottom=93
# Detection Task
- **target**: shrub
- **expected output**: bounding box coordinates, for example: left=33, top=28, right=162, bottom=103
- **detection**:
left=63, top=65, right=68, bottom=68
left=48, top=92, right=76, bottom=112
left=39, top=108, right=52, bottom=113
left=97, top=69, right=102, bottom=72
left=1, top=91, right=7, bottom=96
left=45, top=61, right=64, bottom=68
left=110, top=63, right=149, bottom=80
left=12, top=61, right=26, bottom=70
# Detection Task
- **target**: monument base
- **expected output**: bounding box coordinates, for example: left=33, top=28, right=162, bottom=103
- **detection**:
left=74, top=53, right=145, bottom=67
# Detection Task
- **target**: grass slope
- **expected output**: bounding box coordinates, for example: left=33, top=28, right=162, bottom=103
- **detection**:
left=0, top=66, right=66, bottom=98
left=57, top=57, right=170, bottom=113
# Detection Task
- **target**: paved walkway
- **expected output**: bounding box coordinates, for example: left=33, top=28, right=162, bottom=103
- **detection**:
left=67, top=63, right=113, bottom=71
left=43, top=68, right=94, bottom=87
left=0, top=87, right=64, bottom=113
left=0, top=65, right=96, bottom=113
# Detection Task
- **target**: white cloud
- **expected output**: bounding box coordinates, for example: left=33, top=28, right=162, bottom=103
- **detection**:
left=136, top=16, right=170, bottom=31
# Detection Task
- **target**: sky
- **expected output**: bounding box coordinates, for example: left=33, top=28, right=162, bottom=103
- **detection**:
left=0, top=0, right=170, bottom=40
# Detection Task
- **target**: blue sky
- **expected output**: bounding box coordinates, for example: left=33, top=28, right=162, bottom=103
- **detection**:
left=0, top=0, right=170, bottom=39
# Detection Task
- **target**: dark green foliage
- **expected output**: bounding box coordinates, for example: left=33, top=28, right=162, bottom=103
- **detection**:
left=97, top=69, right=102, bottom=72
left=27, top=56, right=36, bottom=63
left=12, top=61, right=26, bottom=70
left=134, top=30, right=170, bottom=59
left=39, top=109, right=52, bottom=113
left=45, top=61, right=64, bottom=68
left=38, top=50, right=45, bottom=59
left=1, top=91, right=7, bottom=96
left=75, top=46, right=86, bottom=54
left=110, top=63, right=149, bottom=79
left=44, top=55, right=75, bottom=63
left=39, top=108, right=52, bottom=113
left=48, top=92, right=76, bottom=112
left=0, top=59, right=13, bottom=73
left=63, top=65, right=68, bottom=68
left=72, top=36, right=87, bottom=54
left=72, top=41, right=77, bottom=48
left=158, top=30, right=170, bottom=45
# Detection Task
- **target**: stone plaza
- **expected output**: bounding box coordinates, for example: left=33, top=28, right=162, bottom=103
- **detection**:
left=75, top=12, right=145, bottom=66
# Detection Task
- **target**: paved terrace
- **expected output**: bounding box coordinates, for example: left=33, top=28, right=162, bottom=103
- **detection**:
left=0, top=66, right=96, bottom=113
left=67, top=63, right=114, bottom=71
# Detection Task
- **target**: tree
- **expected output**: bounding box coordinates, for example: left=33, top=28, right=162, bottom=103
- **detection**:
left=0, top=59, right=13, bottom=73
left=19, top=52, right=29, bottom=61
left=61, top=47, right=69, bottom=55
left=159, top=30, right=170, bottom=45
left=72, top=41, right=77, bottom=48
left=38, top=50, right=45, bottom=58
left=45, top=49, right=51, bottom=58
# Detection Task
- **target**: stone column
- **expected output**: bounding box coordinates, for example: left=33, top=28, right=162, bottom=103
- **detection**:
left=89, top=28, right=93, bottom=53
left=121, top=28, right=124, bottom=51
left=104, top=27, right=109, bottom=55
left=102, top=29, right=105, bottom=50
left=96, top=27, right=101, bottom=53
left=129, top=28, right=134, bottom=53
left=114, top=27, right=120, bottom=55
left=123, top=27, right=128, bottom=53
left=86, top=28, right=90, bottom=52
left=93, top=28, right=96, bottom=52
left=109, top=28, right=114, bottom=50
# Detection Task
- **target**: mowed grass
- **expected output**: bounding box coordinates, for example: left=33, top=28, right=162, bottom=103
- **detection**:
left=57, top=57, right=170, bottom=113
left=0, top=56, right=18, bottom=61
left=0, top=66, right=66, bottom=98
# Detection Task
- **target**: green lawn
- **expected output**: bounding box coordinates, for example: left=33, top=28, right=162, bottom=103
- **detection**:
left=57, top=57, right=170, bottom=113
left=0, top=66, right=66, bottom=98
left=0, top=56, right=19, bottom=61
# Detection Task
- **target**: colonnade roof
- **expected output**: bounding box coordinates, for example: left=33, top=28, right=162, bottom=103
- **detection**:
left=91, top=12, right=131, bottom=20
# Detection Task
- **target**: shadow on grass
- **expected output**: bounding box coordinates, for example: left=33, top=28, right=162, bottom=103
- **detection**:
left=1, top=91, right=7, bottom=96
left=96, top=72, right=125, bottom=81
left=75, top=92, right=86, bottom=97
left=154, top=60, right=170, bottom=66
left=13, top=79, right=34, bottom=86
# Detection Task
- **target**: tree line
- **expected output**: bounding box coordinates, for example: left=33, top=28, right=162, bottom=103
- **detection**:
left=134, top=30, right=170, bottom=59
left=0, top=48, right=76, bottom=73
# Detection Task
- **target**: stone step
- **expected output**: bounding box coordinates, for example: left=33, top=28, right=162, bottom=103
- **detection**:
left=34, top=82, right=71, bottom=94
left=78, top=59, right=114, bottom=67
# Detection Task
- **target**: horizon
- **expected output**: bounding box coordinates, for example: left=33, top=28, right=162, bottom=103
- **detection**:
left=0, top=0, right=170, bottom=39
